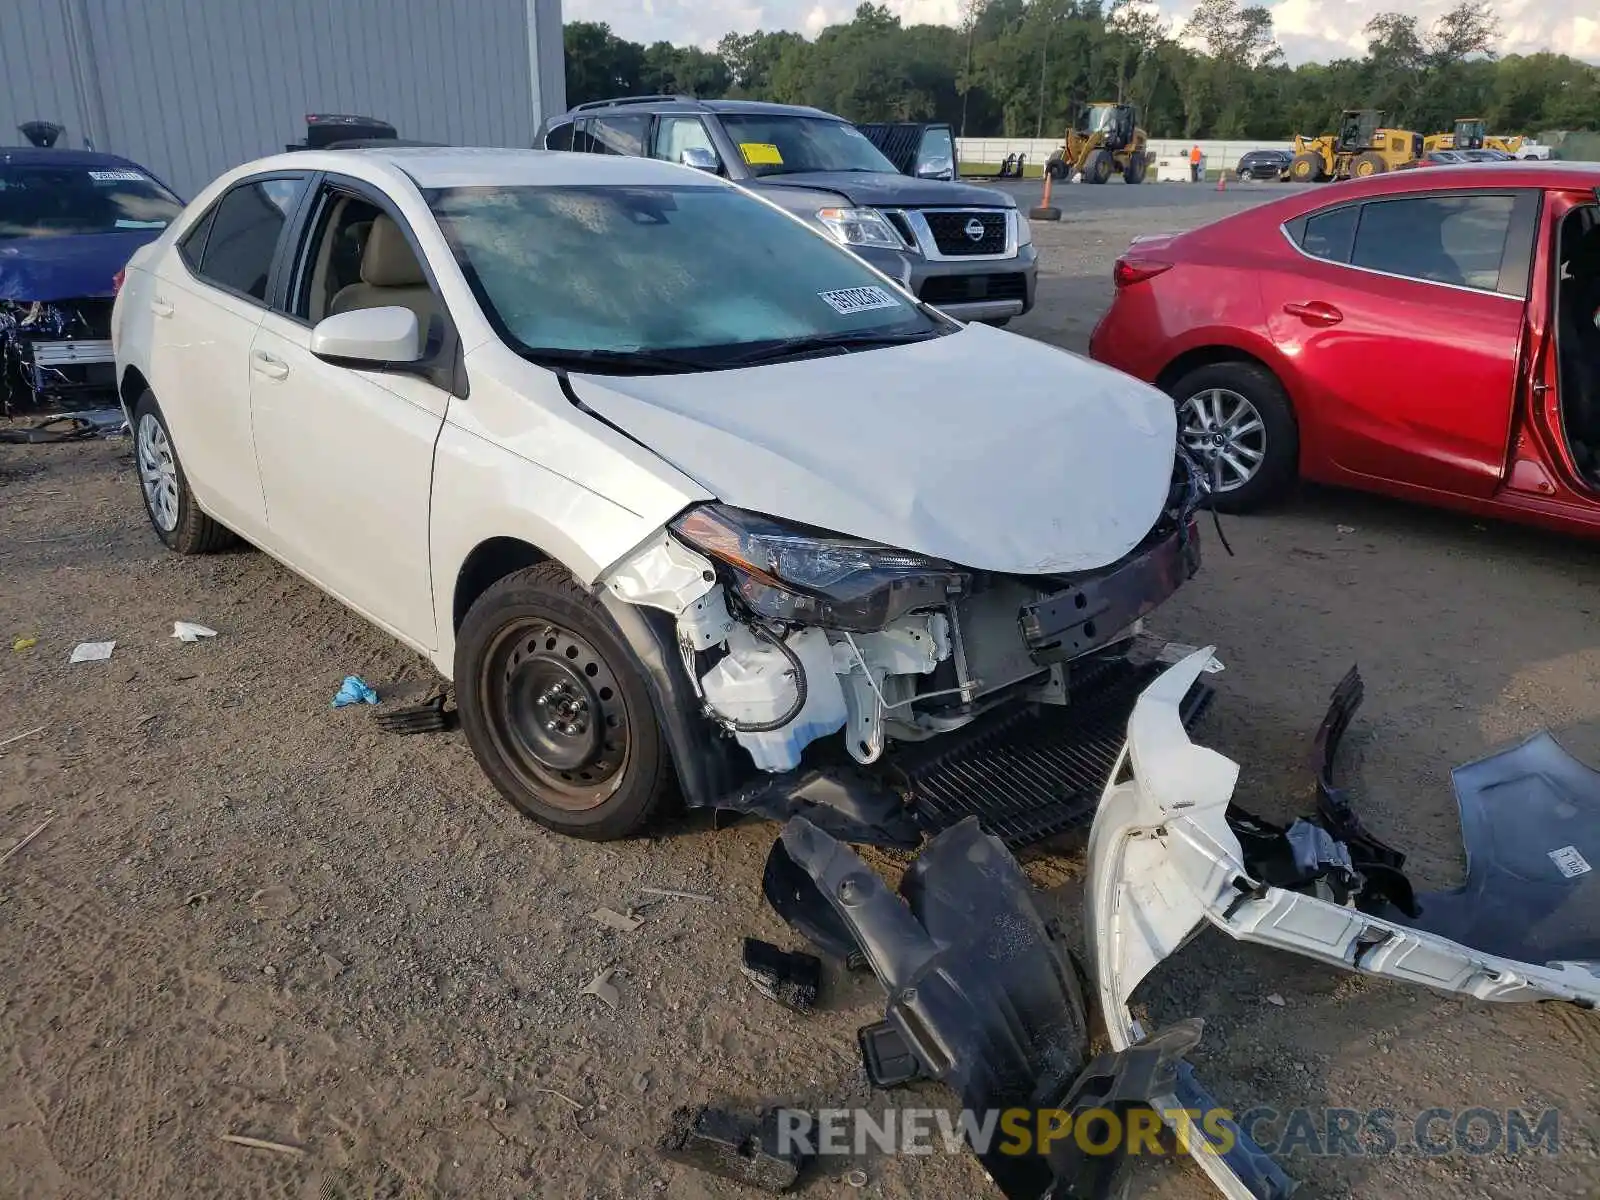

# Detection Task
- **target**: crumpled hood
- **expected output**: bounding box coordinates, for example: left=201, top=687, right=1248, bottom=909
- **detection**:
left=0, top=230, right=159, bottom=302
left=755, top=171, right=1016, bottom=210
left=572, top=324, right=1177, bottom=575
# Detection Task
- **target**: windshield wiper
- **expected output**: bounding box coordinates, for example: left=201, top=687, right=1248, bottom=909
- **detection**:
left=519, top=346, right=711, bottom=376
left=719, top=329, right=941, bottom=368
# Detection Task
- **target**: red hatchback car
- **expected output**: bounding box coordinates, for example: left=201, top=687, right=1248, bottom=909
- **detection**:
left=1090, top=163, right=1600, bottom=532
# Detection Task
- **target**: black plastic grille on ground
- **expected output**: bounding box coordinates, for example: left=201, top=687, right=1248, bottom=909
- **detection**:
left=890, top=661, right=1214, bottom=849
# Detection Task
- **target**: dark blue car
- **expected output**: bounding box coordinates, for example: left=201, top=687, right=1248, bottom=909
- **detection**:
left=1, top=147, right=183, bottom=412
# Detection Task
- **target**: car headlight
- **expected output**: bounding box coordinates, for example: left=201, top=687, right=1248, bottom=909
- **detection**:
left=816, top=206, right=904, bottom=250
left=1014, top=209, right=1032, bottom=247
left=672, top=504, right=968, bottom=631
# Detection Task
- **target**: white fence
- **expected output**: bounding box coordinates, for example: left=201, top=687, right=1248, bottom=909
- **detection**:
left=958, top=137, right=1296, bottom=174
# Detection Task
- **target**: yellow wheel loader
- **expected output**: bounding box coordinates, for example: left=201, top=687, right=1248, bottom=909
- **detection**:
left=1044, top=103, right=1150, bottom=185
left=1426, top=117, right=1530, bottom=157
left=1288, top=109, right=1422, bottom=183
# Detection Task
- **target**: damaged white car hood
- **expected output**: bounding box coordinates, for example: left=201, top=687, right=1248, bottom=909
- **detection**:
left=571, top=323, right=1176, bottom=575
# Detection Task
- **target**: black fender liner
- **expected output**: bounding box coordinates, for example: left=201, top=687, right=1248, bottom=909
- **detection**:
left=596, top=589, right=746, bottom=811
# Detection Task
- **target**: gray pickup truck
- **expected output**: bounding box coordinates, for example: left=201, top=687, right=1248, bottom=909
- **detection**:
left=537, top=97, right=1036, bottom=325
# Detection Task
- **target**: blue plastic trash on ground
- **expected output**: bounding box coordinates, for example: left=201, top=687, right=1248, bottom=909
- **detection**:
left=332, top=675, right=380, bottom=708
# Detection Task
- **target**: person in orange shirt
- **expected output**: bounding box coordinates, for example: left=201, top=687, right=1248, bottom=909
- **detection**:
left=1189, top=144, right=1203, bottom=182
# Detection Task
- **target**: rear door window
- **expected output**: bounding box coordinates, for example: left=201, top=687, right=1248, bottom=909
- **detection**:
left=1350, top=193, right=1533, bottom=295
left=190, top=176, right=307, bottom=301
left=576, top=116, right=649, bottom=157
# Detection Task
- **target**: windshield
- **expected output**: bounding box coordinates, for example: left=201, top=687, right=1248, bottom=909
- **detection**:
left=0, top=164, right=182, bottom=239
left=716, top=115, right=897, bottom=178
left=429, top=184, right=943, bottom=372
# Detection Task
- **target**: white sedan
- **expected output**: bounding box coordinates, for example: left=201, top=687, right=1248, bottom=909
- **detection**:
left=112, top=146, right=1199, bottom=841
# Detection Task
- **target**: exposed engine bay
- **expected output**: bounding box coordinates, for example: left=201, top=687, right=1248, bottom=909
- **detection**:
left=604, top=456, right=1207, bottom=841
left=0, top=297, right=116, bottom=413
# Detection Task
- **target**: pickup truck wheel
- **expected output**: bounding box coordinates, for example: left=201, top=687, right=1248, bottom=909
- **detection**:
left=455, top=563, right=673, bottom=841
left=132, top=391, right=237, bottom=554
left=1168, top=362, right=1298, bottom=513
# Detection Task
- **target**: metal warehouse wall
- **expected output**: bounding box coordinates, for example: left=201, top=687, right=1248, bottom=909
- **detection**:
left=1, top=0, right=566, bottom=198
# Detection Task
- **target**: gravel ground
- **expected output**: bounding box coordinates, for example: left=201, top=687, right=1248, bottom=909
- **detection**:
left=3, top=180, right=1599, bottom=1200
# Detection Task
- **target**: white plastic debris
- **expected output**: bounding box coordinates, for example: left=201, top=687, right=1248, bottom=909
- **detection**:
left=590, top=907, right=643, bottom=933
left=581, top=968, right=620, bottom=1010
left=1155, top=641, right=1224, bottom=673
left=69, top=641, right=115, bottom=663
left=1266, top=993, right=1286, bottom=1007
left=171, top=621, right=218, bottom=644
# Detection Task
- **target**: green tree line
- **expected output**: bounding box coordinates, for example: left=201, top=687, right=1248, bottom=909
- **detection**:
left=563, top=0, right=1600, bottom=140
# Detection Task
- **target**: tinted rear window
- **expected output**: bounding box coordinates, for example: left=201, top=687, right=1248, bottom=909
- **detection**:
left=1351, top=194, right=1516, bottom=292
left=1293, top=205, right=1359, bottom=263
left=0, top=163, right=182, bottom=238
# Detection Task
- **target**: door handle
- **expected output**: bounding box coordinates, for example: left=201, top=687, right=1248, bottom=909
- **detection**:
left=150, top=298, right=174, bottom=318
left=1283, top=301, right=1343, bottom=326
left=252, top=350, right=289, bottom=380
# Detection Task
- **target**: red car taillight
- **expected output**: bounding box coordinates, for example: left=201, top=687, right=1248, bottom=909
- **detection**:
left=1113, top=257, right=1173, bottom=288
left=112, top=267, right=126, bottom=295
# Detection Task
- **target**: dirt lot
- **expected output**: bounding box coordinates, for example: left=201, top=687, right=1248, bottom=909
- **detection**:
left=4, top=183, right=1600, bottom=1200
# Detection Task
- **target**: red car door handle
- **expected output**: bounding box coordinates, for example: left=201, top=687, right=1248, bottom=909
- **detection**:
left=1283, top=301, right=1343, bottom=326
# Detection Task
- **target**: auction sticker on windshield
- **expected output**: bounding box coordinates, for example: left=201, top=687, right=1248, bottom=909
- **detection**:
left=739, top=143, right=784, bottom=165
left=819, top=286, right=901, bottom=315
left=88, top=169, right=148, bottom=182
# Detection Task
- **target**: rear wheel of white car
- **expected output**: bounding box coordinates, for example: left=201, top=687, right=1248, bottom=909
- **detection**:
left=455, top=563, right=673, bottom=841
left=132, top=391, right=237, bottom=554
left=1168, top=362, right=1298, bottom=513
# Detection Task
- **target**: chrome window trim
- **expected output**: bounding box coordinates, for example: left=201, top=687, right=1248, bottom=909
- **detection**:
left=1277, top=218, right=1523, bottom=302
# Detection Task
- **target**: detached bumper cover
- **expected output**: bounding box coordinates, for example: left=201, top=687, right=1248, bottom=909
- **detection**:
left=1088, top=650, right=1600, bottom=1074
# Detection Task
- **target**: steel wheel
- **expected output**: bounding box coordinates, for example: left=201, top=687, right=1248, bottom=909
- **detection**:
left=480, top=620, right=633, bottom=812
left=1179, top=387, right=1267, bottom=494
left=137, top=412, right=180, bottom=532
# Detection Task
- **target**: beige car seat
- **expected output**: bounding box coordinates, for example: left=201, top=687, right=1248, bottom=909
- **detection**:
left=329, top=215, right=436, bottom=351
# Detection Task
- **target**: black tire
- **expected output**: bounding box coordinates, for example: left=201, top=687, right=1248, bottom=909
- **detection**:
left=1122, top=153, right=1148, bottom=184
left=455, top=562, right=673, bottom=841
left=1289, top=153, right=1324, bottom=183
left=983, top=318, right=1011, bottom=328
left=1084, top=149, right=1113, bottom=184
left=1351, top=152, right=1387, bottom=178
left=1167, top=361, right=1298, bottom=513
left=1045, top=155, right=1069, bottom=181
left=131, top=391, right=237, bottom=554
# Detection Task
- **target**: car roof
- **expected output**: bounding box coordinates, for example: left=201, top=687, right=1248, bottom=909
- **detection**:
left=560, top=96, right=838, bottom=121
left=1226, top=159, right=1600, bottom=227
left=0, top=146, right=147, bottom=170
left=224, top=146, right=721, bottom=191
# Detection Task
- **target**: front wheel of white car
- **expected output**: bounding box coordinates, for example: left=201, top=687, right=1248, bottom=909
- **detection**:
left=132, top=392, right=237, bottom=554
left=455, top=563, right=674, bottom=841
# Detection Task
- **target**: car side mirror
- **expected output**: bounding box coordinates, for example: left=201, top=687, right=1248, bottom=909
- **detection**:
left=679, top=146, right=720, bottom=173
left=310, top=306, right=422, bottom=368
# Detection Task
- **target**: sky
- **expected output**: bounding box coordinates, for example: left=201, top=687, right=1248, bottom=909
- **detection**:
left=565, top=0, right=1600, bottom=65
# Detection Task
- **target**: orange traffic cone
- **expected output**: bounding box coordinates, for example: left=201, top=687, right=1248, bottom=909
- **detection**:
left=1029, top=170, right=1061, bottom=221
left=1217, top=171, right=1227, bottom=192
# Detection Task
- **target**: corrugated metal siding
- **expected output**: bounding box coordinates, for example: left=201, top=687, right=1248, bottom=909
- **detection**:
left=2, top=0, right=549, bottom=198
left=0, top=2, right=91, bottom=151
